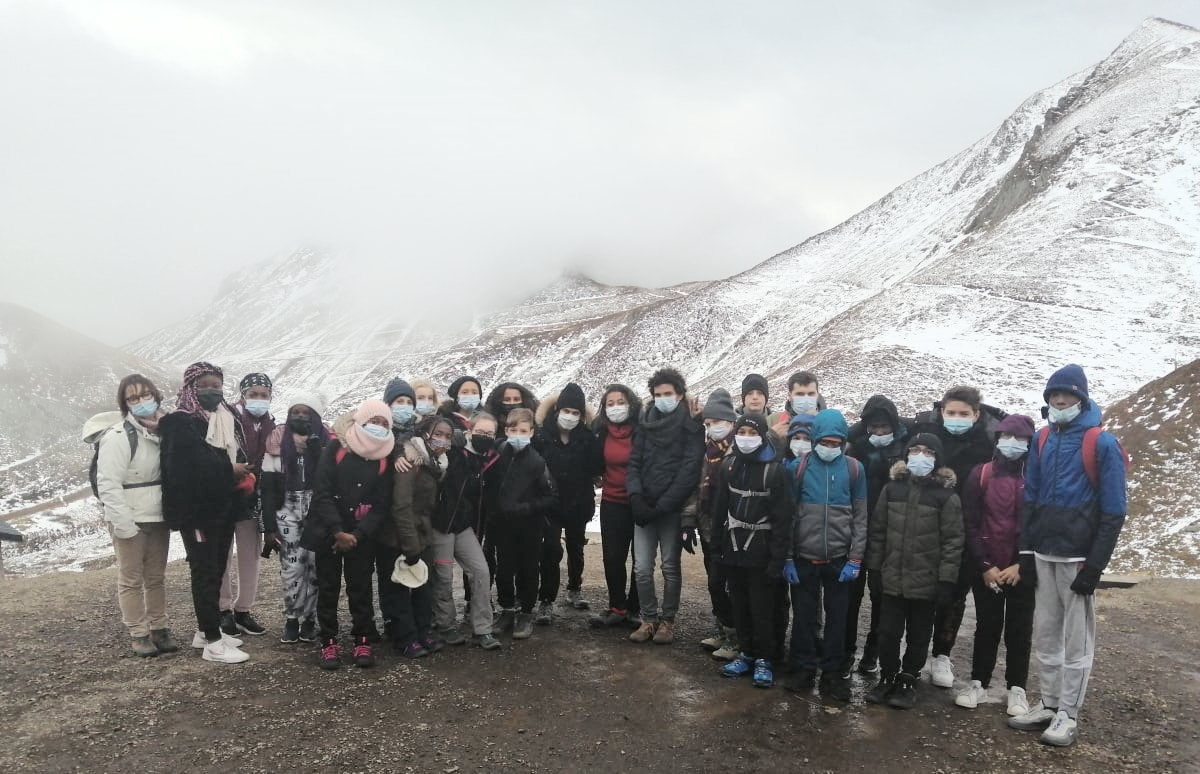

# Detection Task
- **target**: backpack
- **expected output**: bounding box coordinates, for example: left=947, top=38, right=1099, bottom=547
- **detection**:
left=1035, top=426, right=1131, bottom=489
left=792, top=452, right=862, bottom=491
left=89, top=421, right=138, bottom=498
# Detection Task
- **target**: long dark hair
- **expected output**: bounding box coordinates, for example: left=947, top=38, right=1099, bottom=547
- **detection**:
left=281, top=407, right=331, bottom=483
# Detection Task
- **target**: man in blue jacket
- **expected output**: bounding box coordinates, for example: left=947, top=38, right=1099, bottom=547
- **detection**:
left=1009, top=365, right=1127, bottom=748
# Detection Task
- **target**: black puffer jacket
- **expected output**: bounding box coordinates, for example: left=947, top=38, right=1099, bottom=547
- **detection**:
left=915, top=403, right=1007, bottom=495
left=303, top=438, right=394, bottom=551
left=485, top=444, right=558, bottom=523
left=847, top=395, right=916, bottom=513
left=626, top=404, right=705, bottom=516
left=159, top=411, right=235, bottom=531
left=434, top=440, right=499, bottom=535
left=534, top=394, right=600, bottom=524
left=710, top=449, right=792, bottom=572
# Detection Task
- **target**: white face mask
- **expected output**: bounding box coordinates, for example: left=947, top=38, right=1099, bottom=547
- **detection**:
left=605, top=404, right=629, bottom=424
left=814, top=445, right=842, bottom=462
left=707, top=422, right=733, bottom=441
left=791, top=395, right=818, bottom=415
left=1047, top=402, right=1081, bottom=425
left=997, top=438, right=1029, bottom=460
left=362, top=423, right=390, bottom=440
left=868, top=433, right=894, bottom=448
left=790, top=439, right=811, bottom=457
left=415, top=400, right=436, bottom=416
left=907, top=454, right=936, bottom=477
left=734, top=435, right=763, bottom=454
left=557, top=413, right=581, bottom=431
left=654, top=396, right=679, bottom=414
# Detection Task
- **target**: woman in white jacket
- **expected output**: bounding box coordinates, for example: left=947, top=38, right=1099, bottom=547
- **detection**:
left=92, top=374, right=178, bottom=657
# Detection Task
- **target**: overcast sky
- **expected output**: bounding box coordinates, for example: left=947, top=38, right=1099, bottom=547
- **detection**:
left=1, top=1, right=1196, bottom=346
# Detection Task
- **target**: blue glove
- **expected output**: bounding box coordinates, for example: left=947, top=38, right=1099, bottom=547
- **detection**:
left=782, top=560, right=800, bottom=586
left=838, top=559, right=862, bottom=583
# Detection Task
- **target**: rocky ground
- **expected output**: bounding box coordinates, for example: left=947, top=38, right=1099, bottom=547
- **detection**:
left=1, top=545, right=1197, bottom=773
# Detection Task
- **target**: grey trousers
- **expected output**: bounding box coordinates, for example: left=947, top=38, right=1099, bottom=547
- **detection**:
left=1034, top=557, right=1096, bottom=718
left=633, top=511, right=683, bottom=623
left=430, top=529, right=494, bottom=635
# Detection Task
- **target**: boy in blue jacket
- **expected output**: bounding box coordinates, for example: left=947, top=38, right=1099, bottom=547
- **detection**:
left=1009, top=365, right=1127, bottom=748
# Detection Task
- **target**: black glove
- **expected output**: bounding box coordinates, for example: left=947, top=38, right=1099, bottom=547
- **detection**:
left=631, top=495, right=654, bottom=527
left=1070, top=563, right=1102, bottom=596
left=935, top=581, right=957, bottom=609
left=404, top=553, right=422, bottom=566
left=1019, top=554, right=1038, bottom=588
left=680, top=528, right=696, bottom=555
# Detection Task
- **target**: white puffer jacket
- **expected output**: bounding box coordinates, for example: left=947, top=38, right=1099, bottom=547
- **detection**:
left=87, top=412, right=164, bottom=538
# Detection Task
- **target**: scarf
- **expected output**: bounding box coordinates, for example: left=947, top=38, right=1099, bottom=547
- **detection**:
left=341, top=399, right=395, bottom=461
left=177, top=361, right=245, bottom=460
left=236, top=401, right=277, bottom=468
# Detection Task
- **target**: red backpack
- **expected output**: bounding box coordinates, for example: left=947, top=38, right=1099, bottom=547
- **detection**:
left=1035, top=426, right=1130, bottom=489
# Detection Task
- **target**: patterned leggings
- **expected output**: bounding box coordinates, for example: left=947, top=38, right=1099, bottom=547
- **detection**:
left=277, top=491, right=318, bottom=622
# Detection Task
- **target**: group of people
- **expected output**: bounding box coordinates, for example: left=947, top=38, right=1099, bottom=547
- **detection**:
left=90, top=360, right=1126, bottom=749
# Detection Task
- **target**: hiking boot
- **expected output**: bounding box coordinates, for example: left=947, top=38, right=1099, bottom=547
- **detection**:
left=567, top=589, right=590, bottom=610
left=150, top=628, right=180, bottom=654
left=280, top=618, right=301, bottom=644
left=191, top=631, right=242, bottom=649
left=629, top=621, right=657, bottom=643
left=401, top=641, right=429, bottom=659
left=475, top=634, right=503, bottom=651
left=131, top=635, right=158, bottom=657
left=784, top=668, right=817, bottom=693
left=857, top=650, right=879, bottom=675
left=439, top=626, right=468, bottom=646
left=929, top=654, right=954, bottom=688
left=535, top=601, right=554, bottom=625
left=234, top=611, right=266, bottom=636
left=353, top=636, right=374, bottom=668
left=1040, top=710, right=1078, bottom=747
left=712, top=641, right=739, bottom=661
left=821, top=673, right=851, bottom=702
left=493, top=609, right=516, bottom=633
left=865, top=673, right=896, bottom=705
left=1008, top=700, right=1057, bottom=731
left=512, top=613, right=535, bottom=640
left=955, top=679, right=987, bottom=709
left=888, top=673, right=917, bottom=709
left=422, top=635, right=446, bottom=654
left=298, top=618, right=317, bottom=642
left=202, top=638, right=250, bottom=664
left=319, top=639, right=341, bottom=670
left=753, top=659, right=775, bottom=688
left=652, top=620, right=675, bottom=645
left=589, top=608, right=628, bottom=628
left=721, top=654, right=753, bottom=678
left=219, top=610, right=238, bottom=636
left=1007, top=686, right=1031, bottom=717
left=700, top=626, right=724, bottom=651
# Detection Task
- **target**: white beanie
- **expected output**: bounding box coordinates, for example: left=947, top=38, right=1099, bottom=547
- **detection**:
left=287, top=390, right=328, bottom=416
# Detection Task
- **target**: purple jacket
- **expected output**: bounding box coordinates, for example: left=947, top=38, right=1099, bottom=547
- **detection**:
left=962, top=454, right=1024, bottom=570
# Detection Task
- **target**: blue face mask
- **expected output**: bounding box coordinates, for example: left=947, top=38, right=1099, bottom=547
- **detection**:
left=997, top=438, right=1029, bottom=460
left=507, top=435, right=532, bottom=451
left=244, top=399, right=271, bottom=418
left=362, top=423, right=391, bottom=440
left=654, top=396, right=679, bottom=414
left=907, top=454, right=936, bottom=477
left=790, top=395, right=818, bottom=415
left=392, top=405, right=415, bottom=425
left=868, top=433, right=894, bottom=448
left=415, top=400, right=436, bottom=416
left=943, top=416, right=975, bottom=435
left=1047, top=403, right=1081, bottom=425
left=815, top=445, right=842, bottom=462
left=130, top=400, right=158, bottom=419
left=458, top=395, right=481, bottom=412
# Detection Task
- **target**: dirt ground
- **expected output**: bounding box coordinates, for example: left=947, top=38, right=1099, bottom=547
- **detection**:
left=1, top=544, right=1197, bottom=774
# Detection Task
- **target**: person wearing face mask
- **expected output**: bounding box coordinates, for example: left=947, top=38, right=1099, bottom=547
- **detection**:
left=259, top=393, right=331, bottom=644
left=843, top=395, right=915, bottom=677
left=532, top=383, right=599, bottom=621
left=865, top=434, right=963, bottom=710
left=694, top=389, right=738, bottom=659
left=915, top=385, right=1009, bottom=689
left=410, top=379, right=441, bottom=421
left=88, top=374, right=175, bottom=658
left=306, top=399, right=395, bottom=669
left=384, top=377, right=419, bottom=443
left=771, top=370, right=828, bottom=438
left=956, top=413, right=1037, bottom=717
left=485, top=381, right=540, bottom=442
left=159, top=362, right=251, bottom=664
left=439, top=375, right=485, bottom=432
left=1009, top=365, right=1127, bottom=748
left=588, top=384, right=643, bottom=629
left=429, top=413, right=504, bottom=651
left=626, top=368, right=705, bottom=646
left=780, top=410, right=867, bottom=701
left=710, top=413, right=792, bottom=688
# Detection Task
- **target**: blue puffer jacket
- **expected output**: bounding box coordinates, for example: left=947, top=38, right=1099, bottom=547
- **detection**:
left=784, top=410, right=868, bottom=562
left=1021, top=400, right=1127, bottom=569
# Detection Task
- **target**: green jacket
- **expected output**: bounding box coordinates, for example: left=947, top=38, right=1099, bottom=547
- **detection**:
left=388, top=438, right=443, bottom=557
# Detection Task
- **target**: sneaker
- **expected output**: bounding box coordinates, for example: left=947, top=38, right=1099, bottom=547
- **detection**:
left=191, top=631, right=243, bottom=649
left=753, top=659, right=774, bottom=688
left=567, top=589, right=590, bottom=610
left=150, top=628, right=180, bottom=654
left=589, top=608, right=628, bottom=628
left=280, top=618, right=301, bottom=644
left=857, top=647, right=879, bottom=674
left=130, top=635, right=158, bottom=657
left=629, top=621, right=657, bottom=643
left=319, top=639, right=341, bottom=670
left=219, top=610, right=238, bottom=636
left=353, top=636, right=374, bottom=668
left=821, top=673, right=851, bottom=702
left=535, top=601, right=554, bottom=625
left=700, top=626, right=724, bottom=651
left=955, top=679, right=987, bottom=709
left=887, top=673, right=917, bottom=710
left=402, top=641, right=429, bottom=659
left=930, top=655, right=954, bottom=688
left=202, top=638, right=250, bottom=664
left=1007, top=686, right=1031, bottom=717
left=298, top=618, right=317, bottom=643
left=493, top=609, right=516, bottom=633
left=721, top=654, right=754, bottom=678
left=234, top=611, right=266, bottom=636
left=712, top=642, right=740, bottom=661
left=652, top=620, right=675, bottom=645
left=1008, top=700, right=1057, bottom=731
left=439, top=627, right=468, bottom=646
left=865, top=673, right=896, bottom=705
left=422, top=635, right=446, bottom=654
left=1040, top=710, right=1079, bottom=747
left=785, top=668, right=817, bottom=693
left=512, top=613, right=535, bottom=640
left=475, top=633, right=503, bottom=651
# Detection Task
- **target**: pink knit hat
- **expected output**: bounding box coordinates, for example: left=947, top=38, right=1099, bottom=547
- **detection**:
left=354, top=399, right=393, bottom=428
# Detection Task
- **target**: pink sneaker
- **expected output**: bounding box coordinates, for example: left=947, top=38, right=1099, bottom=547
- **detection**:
left=319, top=639, right=341, bottom=670
left=353, top=636, right=374, bottom=668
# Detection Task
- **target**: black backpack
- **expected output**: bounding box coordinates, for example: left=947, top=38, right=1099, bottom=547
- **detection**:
left=89, top=421, right=138, bottom=498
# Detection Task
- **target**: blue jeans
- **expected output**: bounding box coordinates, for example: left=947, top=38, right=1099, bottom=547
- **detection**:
left=633, top=511, right=682, bottom=622
left=790, top=558, right=851, bottom=672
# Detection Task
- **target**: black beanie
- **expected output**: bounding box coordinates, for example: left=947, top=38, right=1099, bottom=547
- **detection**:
left=383, top=377, right=415, bottom=406
left=734, top=412, right=770, bottom=439
left=448, top=375, right=482, bottom=400
left=905, top=432, right=945, bottom=465
left=741, top=373, right=769, bottom=400
left=558, top=382, right=586, bottom=413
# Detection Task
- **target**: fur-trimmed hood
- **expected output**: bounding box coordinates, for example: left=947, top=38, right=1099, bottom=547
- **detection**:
left=889, top=460, right=957, bottom=489
left=535, top=390, right=597, bottom=428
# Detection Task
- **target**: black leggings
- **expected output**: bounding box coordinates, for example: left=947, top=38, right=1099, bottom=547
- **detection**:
left=970, top=578, right=1035, bottom=688
left=315, top=543, right=377, bottom=641
left=181, top=520, right=235, bottom=642
left=598, top=500, right=639, bottom=613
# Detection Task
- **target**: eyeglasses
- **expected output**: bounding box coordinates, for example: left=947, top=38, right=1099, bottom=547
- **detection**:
left=125, top=393, right=154, bottom=405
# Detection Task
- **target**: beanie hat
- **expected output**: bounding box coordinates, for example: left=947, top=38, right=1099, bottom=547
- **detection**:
left=383, top=377, right=416, bottom=406
left=288, top=391, right=328, bottom=416
left=702, top=389, right=737, bottom=422
left=448, top=375, right=482, bottom=401
left=354, top=399, right=393, bottom=428
left=239, top=372, right=273, bottom=394
left=1043, top=364, right=1090, bottom=406
left=741, top=373, right=769, bottom=400
left=557, top=382, right=586, bottom=413
left=734, top=412, right=770, bottom=439
left=905, top=432, right=945, bottom=465
left=787, top=413, right=815, bottom=439
left=995, top=413, right=1036, bottom=439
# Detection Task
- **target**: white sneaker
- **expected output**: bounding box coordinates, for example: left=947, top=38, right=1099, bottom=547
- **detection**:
left=191, top=630, right=243, bottom=649
left=930, top=655, right=954, bottom=688
left=955, top=679, right=987, bottom=708
left=1007, top=686, right=1030, bottom=717
left=1008, top=700, right=1057, bottom=731
left=1039, top=710, right=1078, bottom=747
left=201, top=639, right=250, bottom=664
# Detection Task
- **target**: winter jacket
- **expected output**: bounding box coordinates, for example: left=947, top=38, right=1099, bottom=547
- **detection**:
left=596, top=423, right=635, bottom=504
left=389, top=437, right=443, bottom=557
left=867, top=461, right=964, bottom=600
left=534, top=394, right=601, bottom=523
left=90, top=413, right=163, bottom=538
left=626, top=404, right=705, bottom=517
left=434, top=440, right=499, bottom=535
left=963, top=455, right=1024, bottom=571
left=303, top=421, right=394, bottom=551
left=696, top=438, right=733, bottom=543
left=710, top=444, right=792, bottom=572
left=846, top=395, right=915, bottom=514
left=1020, top=400, right=1127, bottom=569
left=785, top=411, right=868, bottom=562
left=159, top=411, right=236, bottom=531
left=259, top=425, right=330, bottom=534
left=914, top=403, right=1007, bottom=495
left=485, top=444, right=558, bottom=523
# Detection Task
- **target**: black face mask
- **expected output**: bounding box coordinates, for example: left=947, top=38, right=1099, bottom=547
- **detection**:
left=196, top=388, right=224, bottom=411
left=470, top=435, right=495, bottom=453
left=287, top=416, right=312, bottom=435
left=501, top=404, right=520, bottom=415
